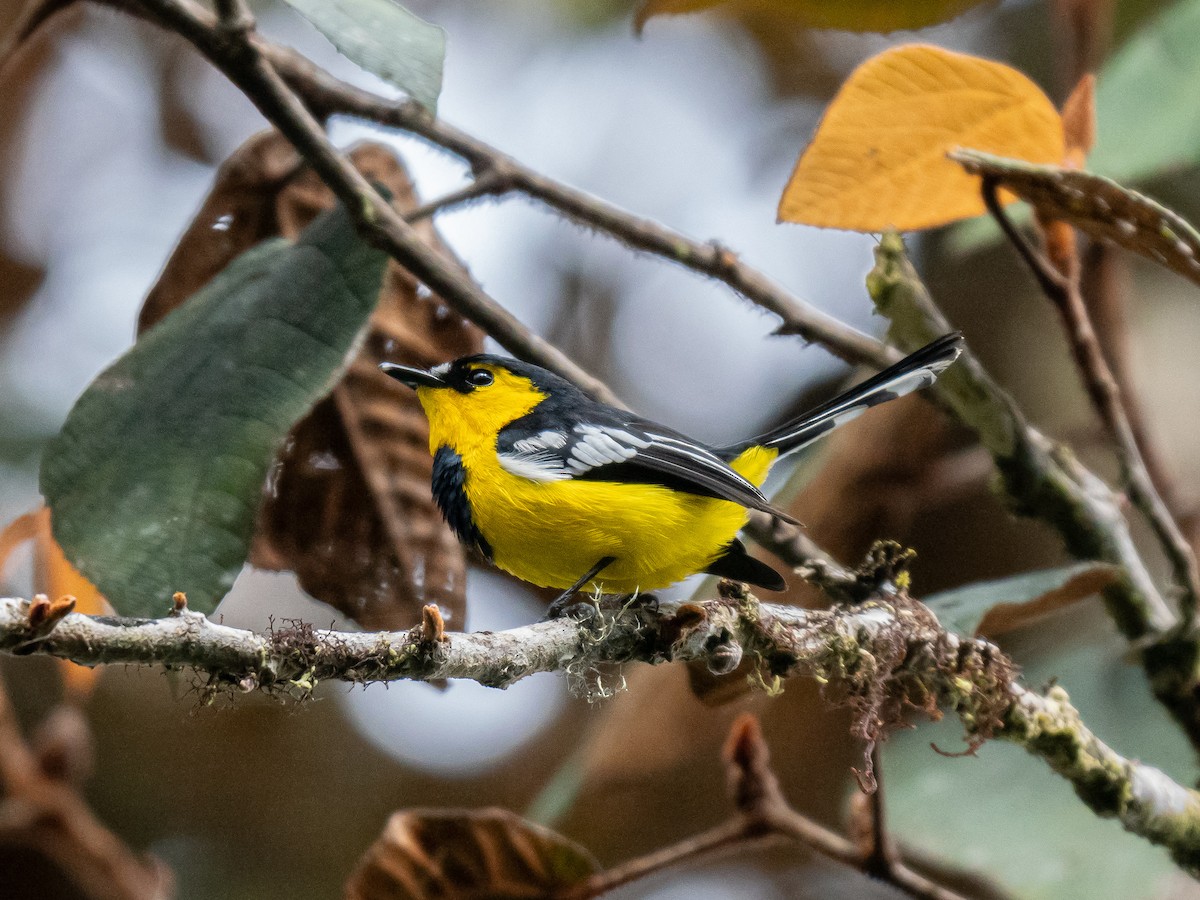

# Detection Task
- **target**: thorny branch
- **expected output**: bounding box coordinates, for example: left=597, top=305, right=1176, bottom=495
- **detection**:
left=2, top=584, right=1200, bottom=875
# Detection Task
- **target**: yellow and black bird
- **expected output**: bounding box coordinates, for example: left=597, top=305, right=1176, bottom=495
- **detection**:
left=382, top=333, right=962, bottom=613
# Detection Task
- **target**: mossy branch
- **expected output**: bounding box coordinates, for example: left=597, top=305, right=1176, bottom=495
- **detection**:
left=3, top=587, right=1200, bottom=873
left=867, top=235, right=1200, bottom=752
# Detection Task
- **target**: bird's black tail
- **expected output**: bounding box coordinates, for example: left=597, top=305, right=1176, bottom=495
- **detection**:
left=721, top=332, right=964, bottom=459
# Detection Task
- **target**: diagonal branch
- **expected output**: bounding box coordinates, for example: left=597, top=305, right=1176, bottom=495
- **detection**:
left=868, top=233, right=1174, bottom=639
left=982, top=177, right=1200, bottom=627
left=122, top=0, right=622, bottom=406
left=560, top=716, right=976, bottom=900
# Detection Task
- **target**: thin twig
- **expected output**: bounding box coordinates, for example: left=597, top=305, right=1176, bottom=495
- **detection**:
left=558, top=818, right=776, bottom=900
left=211, top=0, right=251, bottom=33
left=403, top=169, right=509, bottom=223
left=862, top=746, right=894, bottom=877
left=768, top=807, right=969, bottom=900
left=1081, top=242, right=1197, bottom=535
left=563, top=715, right=982, bottom=900
left=252, top=35, right=897, bottom=369
left=984, top=177, right=1200, bottom=626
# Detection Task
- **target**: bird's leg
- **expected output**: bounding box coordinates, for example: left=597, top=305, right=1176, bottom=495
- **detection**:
left=544, top=556, right=616, bottom=620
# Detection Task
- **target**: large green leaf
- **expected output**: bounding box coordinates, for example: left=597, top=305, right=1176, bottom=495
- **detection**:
left=281, top=0, right=445, bottom=114
left=40, top=205, right=388, bottom=617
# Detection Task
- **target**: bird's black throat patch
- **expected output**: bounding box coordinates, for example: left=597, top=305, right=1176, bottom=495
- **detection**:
left=431, top=446, right=493, bottom=561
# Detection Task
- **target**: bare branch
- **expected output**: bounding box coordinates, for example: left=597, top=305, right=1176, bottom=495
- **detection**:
left=561, top=715, right=976, bottom=900
left=868, top=233, right=1174, bottom=638
left=253, top=25, right=898, bottom=369
left=983, top=178, right=1200, bottom=627
left=122, top=0, right=622, bottom=406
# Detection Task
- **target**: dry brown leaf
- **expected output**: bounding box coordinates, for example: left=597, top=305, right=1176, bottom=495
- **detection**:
left=0, top=0, right=64, bottom=323
left=344, top=808, right=598, bottom=900
left=141, top=132, right=481, bottom=629
left=973, top=564, right=1118, bottom=637
left=0, top=507, right=109, bottom=696
left=778, top=44, right=1065, bottom=231
left=953, top=149, right=1200, bottom=291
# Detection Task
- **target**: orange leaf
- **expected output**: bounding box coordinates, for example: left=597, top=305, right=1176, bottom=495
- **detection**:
left=1, top=507, right=108, bottom=697
left=0, top=510, right=40, bottom=569
left=636, top=0, right=994, bottom=34
left=778, top=44, right=1065, bottom=231
left=1061, top=72, right=1095, bottom=168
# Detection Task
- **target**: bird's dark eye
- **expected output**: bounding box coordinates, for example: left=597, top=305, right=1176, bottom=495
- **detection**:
left=467, top=369, right=494, bottom=387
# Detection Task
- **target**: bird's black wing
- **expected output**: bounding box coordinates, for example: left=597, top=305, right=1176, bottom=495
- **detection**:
left=496, top=403, right=800, bottom=524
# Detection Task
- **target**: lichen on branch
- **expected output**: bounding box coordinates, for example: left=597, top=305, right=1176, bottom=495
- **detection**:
left=3, top=583, right=1200, bottom=872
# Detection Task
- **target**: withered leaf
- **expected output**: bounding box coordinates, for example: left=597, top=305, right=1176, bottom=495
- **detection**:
left=345, top=808, right=598, bottom=900
left=953, top=149, right=1200, bottom=292
left=924, top=562, right=1119, bottom=638
left=142, top=132, right=481, bottom=628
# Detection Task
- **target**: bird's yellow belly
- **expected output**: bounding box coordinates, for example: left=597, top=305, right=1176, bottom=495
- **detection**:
left=464, top=445, right=777, bottom=594
left=470, top=478, right=748, bottom=593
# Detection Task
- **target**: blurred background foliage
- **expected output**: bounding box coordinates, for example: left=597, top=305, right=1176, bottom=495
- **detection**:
left=3, top=0, right=1200, bottom=897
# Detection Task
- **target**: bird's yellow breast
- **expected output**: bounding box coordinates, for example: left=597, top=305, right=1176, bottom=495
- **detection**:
left=461, top=442, right=777, bottom=594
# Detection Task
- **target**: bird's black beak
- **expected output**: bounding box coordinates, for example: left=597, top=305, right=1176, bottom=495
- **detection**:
left=380, top=362, right=446, bottom=389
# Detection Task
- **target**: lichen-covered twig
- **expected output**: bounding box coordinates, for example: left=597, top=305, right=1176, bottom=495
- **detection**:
left=868, top=233, right=1173, bottom=638
left=3, top=586, right=1200, bottom=874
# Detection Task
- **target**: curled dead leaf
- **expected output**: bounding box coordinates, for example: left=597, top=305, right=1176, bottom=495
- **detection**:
left=345, top=808, right=599, bottom=900
left=779, top=44, right=1064, bottom=231
left=923, top=561, right=1119, bottom=638
left=141, top=133, right=482, bottom=629
left=952, top=149, right=1200, bottom=291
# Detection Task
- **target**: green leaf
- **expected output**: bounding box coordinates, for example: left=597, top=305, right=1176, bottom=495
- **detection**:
left=924, top=562, right=1118, bottom=638
left=40, top=205, right=388, bottom=617
left=1090, top=0, right=1200, bottom=184
left=281, top=0, right=445, bottom=114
